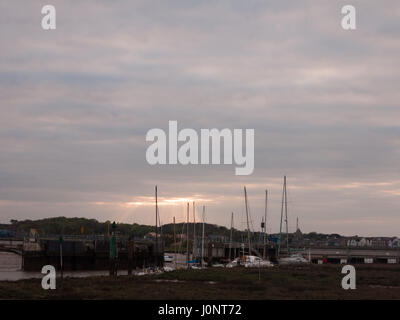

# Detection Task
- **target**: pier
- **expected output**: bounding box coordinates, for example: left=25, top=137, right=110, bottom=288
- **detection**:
left=204, top=241, right=400, bottom=264
left=0, top=236, right=164, bottom=272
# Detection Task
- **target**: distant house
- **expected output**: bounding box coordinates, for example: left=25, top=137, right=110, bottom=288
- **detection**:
left=371, top=238, right=389, bottom=248
left=389, top=237, right=400, bottom=248
left=327, top=240, right=340, bottom=247
left=347, top=239, right=358, bottom=247
left=359, top=238, right=372, bottom=247
left=144, top=232, right=162, bottom=240
left=346, top=237, right=397, bottom=248
left=347, top=237, right=372, bottom=247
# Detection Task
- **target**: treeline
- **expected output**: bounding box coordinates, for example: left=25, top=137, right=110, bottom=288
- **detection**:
left=161, top=223, right=244, bottom=241
left=5, top=217, right=154, bottom=238
left=4, top=217, right=247, bottom=240
left=2, top=217, right=344, bottom=240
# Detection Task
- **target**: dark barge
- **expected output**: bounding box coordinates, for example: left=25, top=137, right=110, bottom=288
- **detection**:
left=22, top=237, right=164, bottom=272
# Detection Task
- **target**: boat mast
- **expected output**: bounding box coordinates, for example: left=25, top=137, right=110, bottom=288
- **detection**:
left=159, top=216, right=163, bottom=251
left=201, top=205, right=205, bottom=268
left=278, top=178, right=284, bottom=256
left=229, top=212, right=234, bottom=261
left=173, top=216, right=176, bottom=269
left=284, top=176, right=289, bottom=253
left=179, top=213, right=186, bottom=258
left=244, top=186, right=251, bottom=255
left=186, top=202, right=190, bottom=268
left=193, top=202, right=196, bottom=260
left=155, top=185, right=158, bottom=265
left=264, top=189, right=268, bottom=259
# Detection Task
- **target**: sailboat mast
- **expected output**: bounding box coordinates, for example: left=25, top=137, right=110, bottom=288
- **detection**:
left=284, top=176, right=289, bottom=252
left=193, top=202, right=196, bottom=259
left=264, top=189, right=268, bottom=259
left=179, top=214, right=186, bottom=257
left=159, top=216, right=163, bottom=251
left=201, top=205, right=205, bottom=268
left=229, top=212, right=233, bottom=261
left=244, top=186, right=251, bottom=255
left=155, top=186, right=158, bottom=264
left=278, top=178, right=285, bottom=256
left=186, top=202, right=190, bottom=269
left=173, top=216, right=176, bottom=269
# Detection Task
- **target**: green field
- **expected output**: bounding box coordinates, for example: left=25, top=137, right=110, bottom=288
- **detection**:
left=1, top=264, right=400, bottom=299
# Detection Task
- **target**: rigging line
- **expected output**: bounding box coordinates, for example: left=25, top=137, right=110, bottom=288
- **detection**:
left=247, top=197, right=255, bottom=234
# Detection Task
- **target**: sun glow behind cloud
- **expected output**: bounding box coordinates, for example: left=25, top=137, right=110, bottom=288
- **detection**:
left=93, top=196, right=214, bottom=209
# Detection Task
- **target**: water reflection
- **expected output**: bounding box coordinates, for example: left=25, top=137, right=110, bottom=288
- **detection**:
left=0, top=252, right=186, bottom=281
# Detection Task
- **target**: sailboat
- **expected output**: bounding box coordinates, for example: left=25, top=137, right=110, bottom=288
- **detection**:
left=192, top=205, right=207, bottom=269
left=239, top=186, right=273, bottom=268
left=277, top=176, right=309, bottom=265
left=163, top=216, right=177, bottom=272
left=278, top=252, right=308, bottom=265
left=243, top=255, right=273, bottom=268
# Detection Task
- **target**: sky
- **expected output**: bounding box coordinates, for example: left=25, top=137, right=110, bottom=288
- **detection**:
left=0, top=1, right=399, bottom=236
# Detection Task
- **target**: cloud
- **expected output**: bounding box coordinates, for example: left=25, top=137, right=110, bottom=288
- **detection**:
left=0, top=1, right=399, bottom=236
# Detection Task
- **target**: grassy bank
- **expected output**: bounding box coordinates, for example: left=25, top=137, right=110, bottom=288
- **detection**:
left=1, top=264, right=400, bottom=299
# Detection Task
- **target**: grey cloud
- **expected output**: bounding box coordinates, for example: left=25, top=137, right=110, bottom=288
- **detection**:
left=0, top=1, right=399, bottom=236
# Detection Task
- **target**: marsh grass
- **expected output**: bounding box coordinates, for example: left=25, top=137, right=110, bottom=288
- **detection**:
left=0, top=264, right=399, bottom=299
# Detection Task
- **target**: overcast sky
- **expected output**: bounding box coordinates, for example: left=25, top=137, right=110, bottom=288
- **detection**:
left=0, top=1, right=399, bottom=236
